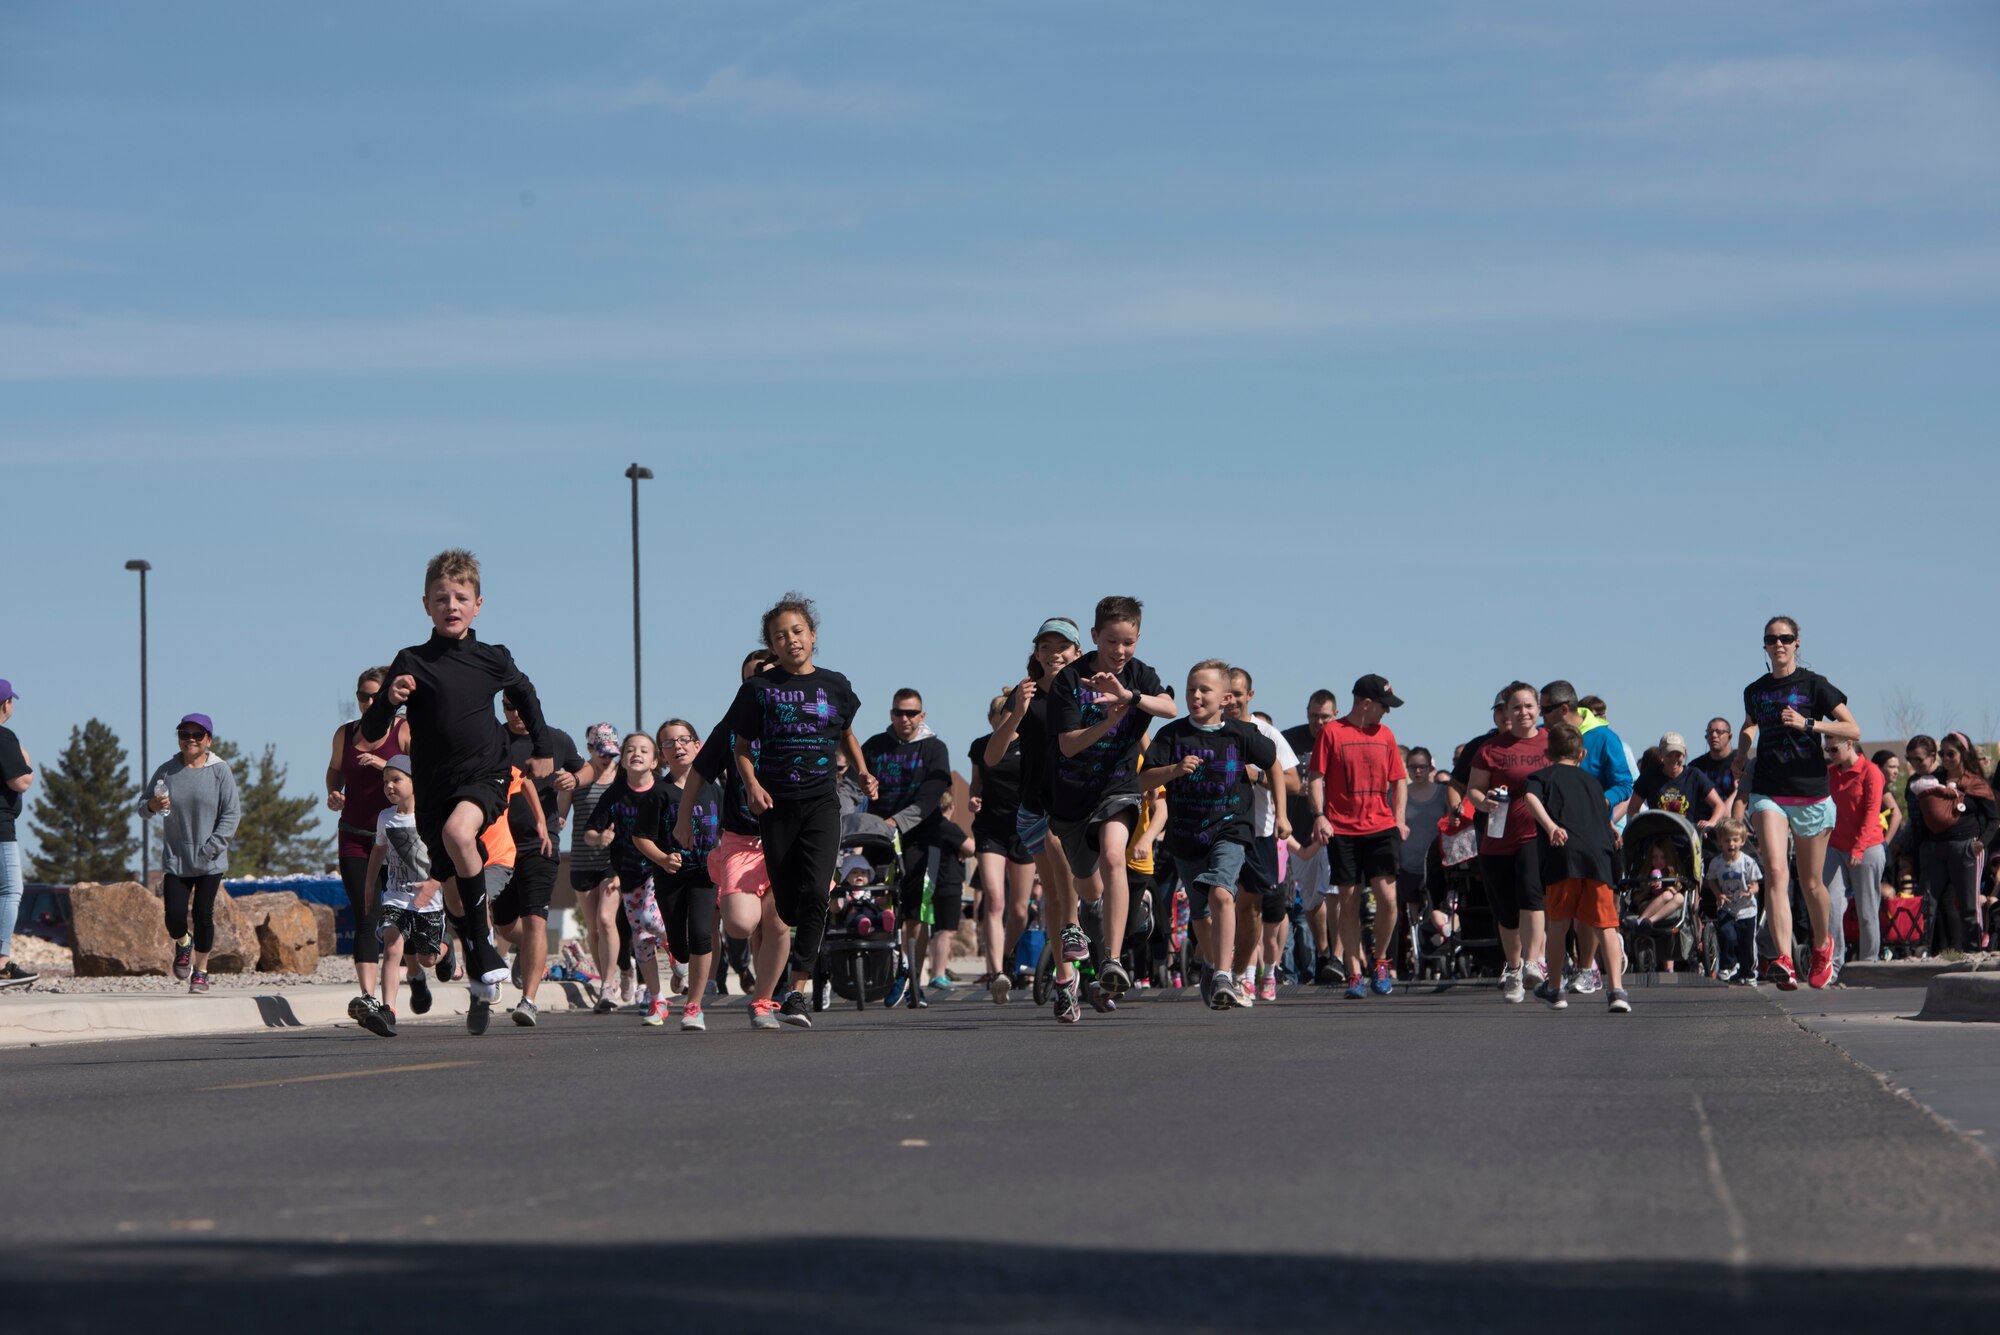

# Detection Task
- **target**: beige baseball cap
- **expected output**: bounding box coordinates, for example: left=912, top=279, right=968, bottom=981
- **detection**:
left=1659, top=732, right=1688, bottom=756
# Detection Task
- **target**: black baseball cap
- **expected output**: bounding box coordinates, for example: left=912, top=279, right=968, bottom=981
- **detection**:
left=1352, top=674, right=1405, bottom=709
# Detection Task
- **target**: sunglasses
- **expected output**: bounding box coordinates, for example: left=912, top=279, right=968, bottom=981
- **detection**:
left=891, top=708, right=922, bottom=718
left=357, top=689, right=379, bottom=701
left=176, top=730, right=208, bottom=742
left=1763, top=633, right=1798, bottom=646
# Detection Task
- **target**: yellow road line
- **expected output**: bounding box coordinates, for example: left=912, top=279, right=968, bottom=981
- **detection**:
left=202, top=1060, right=477, bottom=1091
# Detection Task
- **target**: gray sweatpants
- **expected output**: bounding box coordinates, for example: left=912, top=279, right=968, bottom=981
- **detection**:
left=1824, top=844, right=1886, bottom=967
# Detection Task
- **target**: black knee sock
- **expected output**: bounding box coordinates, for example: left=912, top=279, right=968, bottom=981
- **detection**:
left=1079, top=898, right=1108, bottom=968
left=452, top=864, right=507, bottom=978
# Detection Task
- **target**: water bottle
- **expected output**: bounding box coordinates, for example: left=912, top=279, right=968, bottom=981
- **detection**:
left=152, top=778, right=169, bottom=814
left=1485, top=786, right=1509, bottom=838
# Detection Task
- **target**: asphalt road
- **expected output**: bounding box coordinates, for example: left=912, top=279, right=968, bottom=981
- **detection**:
left=2, top=979, right=1996, bottom=1333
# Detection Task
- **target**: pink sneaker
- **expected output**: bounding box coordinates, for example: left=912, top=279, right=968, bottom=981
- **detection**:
left=1258, top=971, right=1277, bottom=1002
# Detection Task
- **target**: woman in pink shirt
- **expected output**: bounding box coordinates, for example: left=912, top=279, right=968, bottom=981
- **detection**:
left=1824, top=738, right=1886, bottom=969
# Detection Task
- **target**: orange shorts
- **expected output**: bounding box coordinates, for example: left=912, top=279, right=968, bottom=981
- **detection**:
left=708, top=829, right=771, bottom=899
left=1545, top=878, right=1618, bottom=930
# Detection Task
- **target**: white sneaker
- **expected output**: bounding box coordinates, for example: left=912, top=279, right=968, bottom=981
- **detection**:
left=1522, top=959, right=1546, bottom=988
left=1716, top=963, right=1738, bottom=982
left=1569, top=965, right=1602, bottom=995
left=1501, top=967, right=1526, bottom=1003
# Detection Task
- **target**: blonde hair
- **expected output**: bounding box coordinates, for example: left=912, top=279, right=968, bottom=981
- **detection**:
left=1717, top=816, right=1748, bottom=843
left=1188, top=658, right=1232, bottom=683
left=425, top=548, right=481, bottom=595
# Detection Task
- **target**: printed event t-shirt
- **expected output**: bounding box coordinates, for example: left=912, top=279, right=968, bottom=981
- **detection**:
left=1312, top=716, right=1406, bottom=838
left=723, top=666, right=861, bottom=803
left=1045, top=652, right=1170, bottom=823
left=1144, top=718, right=1277, bottom=859
left=1631, top=764, right=1717, bottom=822
left=1743, top=669, right=1846, bottom=802
left=1471, top=729, right=1550, bottom=854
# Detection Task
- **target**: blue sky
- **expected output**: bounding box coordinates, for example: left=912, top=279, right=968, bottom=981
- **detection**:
left=4, top=1, right=1997, bottom=863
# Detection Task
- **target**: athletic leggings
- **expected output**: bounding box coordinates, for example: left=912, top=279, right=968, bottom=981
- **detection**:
left=1479, top=851, right=1543, bottom=932
left=760, top=791, right=840, bottom=978
left=619, top=870, right=666, bottom=967
left=163, top=873, right=224, bottom=953
left=337, top=854, right=384, bottom=965
left=659, top=873, right=716, bottom=961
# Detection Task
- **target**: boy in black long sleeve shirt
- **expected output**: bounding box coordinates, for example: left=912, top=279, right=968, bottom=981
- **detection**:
left=361, top=549, right=552, bottom=1026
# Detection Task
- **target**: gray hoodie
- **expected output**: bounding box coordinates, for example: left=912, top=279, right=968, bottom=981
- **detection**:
left=140, top=755, right=241, bottom=876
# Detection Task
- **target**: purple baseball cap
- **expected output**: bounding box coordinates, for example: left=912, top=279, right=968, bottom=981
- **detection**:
left=0, top=679, right=15, bottom=703
left=178, top=713, right=215, bottom=736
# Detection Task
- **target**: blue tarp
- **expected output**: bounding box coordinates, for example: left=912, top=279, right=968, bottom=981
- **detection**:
left=224, top=876, right=353, bottom=954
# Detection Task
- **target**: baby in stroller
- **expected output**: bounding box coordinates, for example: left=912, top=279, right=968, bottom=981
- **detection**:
left=1625, top=840, right=1688, bottom=931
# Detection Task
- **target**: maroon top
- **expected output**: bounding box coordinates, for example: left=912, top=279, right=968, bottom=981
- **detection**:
left=337, top=719, right=406, bottom=860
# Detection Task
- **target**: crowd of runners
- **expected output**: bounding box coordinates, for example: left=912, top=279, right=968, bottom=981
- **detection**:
left=8, top=544, right=1990, bottom=1029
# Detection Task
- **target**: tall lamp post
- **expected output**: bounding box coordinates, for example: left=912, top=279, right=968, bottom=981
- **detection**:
left=124, top=559, right=152, bottom=884
left=624, top=464, right=653, bottom=734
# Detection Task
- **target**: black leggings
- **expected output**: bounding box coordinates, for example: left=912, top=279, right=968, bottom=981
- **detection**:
left=760, top=792, right=840, bottom=979
left=659, top=874, right=717, bottom=961
left=337, top=854, right=383, bottom=965
left=163, top=873, right=224, bottom=953
left=1480, top=851, right=1543, bottom=932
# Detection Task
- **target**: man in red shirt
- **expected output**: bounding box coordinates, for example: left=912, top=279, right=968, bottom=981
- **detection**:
left=1824, top=737, right=1887, bottom=976
left=1309, top=675, right=1410, bottom=997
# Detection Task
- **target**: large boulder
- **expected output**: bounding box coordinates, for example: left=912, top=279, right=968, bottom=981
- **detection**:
left=310, top=903, right=338, bottom=958
left=205, top=893, right=259, bottom=974
left=69, top=881, right=171, bottom=977
left=255, top=897, right=320, bottom=975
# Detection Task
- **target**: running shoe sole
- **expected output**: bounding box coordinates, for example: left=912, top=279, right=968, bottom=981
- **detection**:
left=988, top=975, right=1011, bottom=1005
left=512, top=1005, right=537, bottom=1027
left=361, top=1006, right=396, bottom=1037
left=1098, top=961, right=1131, bottom=997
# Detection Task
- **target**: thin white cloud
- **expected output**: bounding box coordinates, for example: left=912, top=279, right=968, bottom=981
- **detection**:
left=3, top=247, right=1996, bottom=383
left=537, top=64, right=913, bottom=120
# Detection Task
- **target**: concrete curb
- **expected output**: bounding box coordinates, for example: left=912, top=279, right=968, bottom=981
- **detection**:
left=1916, top=973, right=2000, bottom=1022
left=1839, top=956, right=1998, bottom=989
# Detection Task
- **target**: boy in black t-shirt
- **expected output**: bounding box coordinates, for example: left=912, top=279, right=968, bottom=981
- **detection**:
left=1047, top=595, right=1178, bottom=1005
left=1520, top=724, right=1629, bottom=1013
left=1140, top=660, right=1279, bottom=1010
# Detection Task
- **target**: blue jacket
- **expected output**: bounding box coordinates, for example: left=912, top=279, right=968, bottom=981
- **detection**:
left=1576, top=709, right=1634, bottom=811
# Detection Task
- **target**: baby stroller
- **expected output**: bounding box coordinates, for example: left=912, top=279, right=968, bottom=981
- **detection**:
left=1412, top=802, right=1504, bottom=986
left=812, top=814, right=908, bottom=1011
left=1618, top=810, right=1711, bottom=984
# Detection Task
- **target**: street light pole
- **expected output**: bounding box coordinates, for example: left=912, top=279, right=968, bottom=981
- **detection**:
left=124, top=559, right=152, bottom=884
left=623, top=464, right=653, bottom=735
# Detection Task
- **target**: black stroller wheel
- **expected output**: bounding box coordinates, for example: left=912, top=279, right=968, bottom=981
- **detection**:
left=1032, top=940, right=1054, bottom=1007
left=853, top=949, right=869, bottom=1011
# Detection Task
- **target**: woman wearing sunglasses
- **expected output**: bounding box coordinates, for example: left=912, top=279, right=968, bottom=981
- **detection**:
left=141, top=712, right=241, bottom=993
left=1732, top=616, right=1861, bottom=990
left=327, top=667, right=410, bottom=1011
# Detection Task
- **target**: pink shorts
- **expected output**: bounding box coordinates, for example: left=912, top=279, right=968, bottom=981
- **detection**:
left=709, top=829, right=771, bottom=899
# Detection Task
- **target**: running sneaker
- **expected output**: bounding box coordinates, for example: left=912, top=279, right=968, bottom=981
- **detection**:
left=1259, top=971, right=1278, bottom=1003
left=408, top=973, right=434, bottom=1015
left=669, top=959, right=687, bottom=996
left=1767, top=954, right=1798, bottom=991
left=1087, top=982, right=1117, bottom=1013
left=1052, top=978, right=1081, bottom=1024
left=1807, top=945, right=1835, bottom=990
left=1344, top=976, right=1367, bottom=1000
left=435, top=941, right=458, bottom=984
left=1501, top=966, right=1525, bottom=1004
left=466, top=995, right=491, bottom=1035
left=885, top=975, right=909, bottom=1007
left=1533, top=981, right=1568, bottom=1010
left=618, top=970, right=636, bottom=1005
left=357, top=995, right=395, bottom=1037
left=173, top=937, right=193, bottom=982
left=1371, top=959, right=1394, bottom=996
left=779, top=991, right=813, bottom=1028
left=1716, top=963, right=1738, bottom=982
left=1097, top=958, right=1131, bottom=997
left=592, top=991, right=617, bottom=1015
left=1608, top=989, right=1632, bottom=1013
left=988, top=973, right=1012, bottom=1005
left=1210, top=970, right=1240, bottom=1009
left=346, top=994, right=371, bottom=1024
left=512, top=998, right=539, bottom=1027
left=642, top=996, right=667, bottom=1027
left=749, top=998, right=781, bottom=1030
left=1236, top=985, right=1254, bottom=1010
left=1522, top=958, right=1546, bottom=988
left=1568, top=965, right=1602, bottom=995
left=188, top=971, right=210, bottom=995
left=928, top=974, right=954, bottom=992
left=0, top=960, right=38, bottom=988
left=1132, top=977, right=1152, bottom=991
left=1059, top=924, right=1090, bottom=963
left=680, top=1003, right=706, bottom=1032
